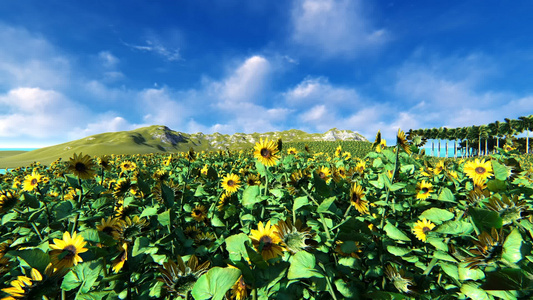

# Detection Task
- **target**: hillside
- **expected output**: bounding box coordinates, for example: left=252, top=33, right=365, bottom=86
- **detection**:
left=0, top=126, right=367, bottom=169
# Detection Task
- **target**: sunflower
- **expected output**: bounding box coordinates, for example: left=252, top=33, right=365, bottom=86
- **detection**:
left=349, top=183, right=369, bottom=215
left=119, top=161, right=137, bottom=172
left=217, top=193, right=231, bottom=211
left=372, top=130, right=382, bottom=151
left=153, top=169, right=170, bottom=182
left=187, top=147, right=196, bottom=162
left=466, top=228, right=504, bottom=269
left=287, top=169, right=310, bottom=195
left=191, top=205, right=208, bottom=222
left=200, top=164, right=209, bottom=176
left=113, top=178, right=132, bottom=198
left=432, top=161, right=445, bottom=175
left=67, top=153, right=96, bottom=180
left=397, top=129, right=411, bottom=154
left=253, top=138, right=280, bottom=167
left=334, top=240, right=362, bottom=258
left=412, top=218, right=435, bottom=242
left=335, top=145, right=342, bottom=157
left=245, top=174, right=261, bottom=186
left=49, top=231, right=88, bottom=269
left=249, top=221, right=285, bottom=261
left=486, top=194, right=527, bottom=225
left=98, top=155, right=112, bottom=171
left=355, top=161, right=366, bottom=175
left=333, top=166, right=347, bottom=182
left=384, top=264, right=414, bottom=294
left=275, top=219, right=316, bottom=253
left=194, top=232, right=216, bottom=247
left=416, top=180, right=434, bottom=200
left=287, top=147, right=298, bottom=155
left=1, top=269, right=42, bottom=299
left=112, top=243, right=128, bottom=273
left=96, top=217, right=124, bottom=240
left=463, top=159, right=493, bottom=183
left=0, top=190, right=18, bottom=213
left=221, top=174, right=241, bottom=194
left=158, top=255, right=210, bottom=298
left=183, top=226, right=201, bottom=239
left=230, top=275, right=248, bottom=300
left=22, top=170, right=42, bottom=192
left=316, top=166, right=332, bottom=183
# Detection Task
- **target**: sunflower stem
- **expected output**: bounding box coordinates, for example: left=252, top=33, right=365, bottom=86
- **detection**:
left=31, top=221, right=43, bottom=242
left=318, top=262, right=338, bottom=300
left=72, top=178, right=84, bottom=235
left=37, top=186, right=52, bottom=229
left=252, top=287, right=258, bottom=300
left=301, top=188, right=332, bottom=241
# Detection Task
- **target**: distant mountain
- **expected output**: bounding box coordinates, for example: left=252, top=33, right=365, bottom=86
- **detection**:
left=0, top=125, right=367, bottom=168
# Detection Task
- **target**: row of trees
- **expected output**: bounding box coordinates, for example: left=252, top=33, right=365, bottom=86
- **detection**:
left=406, top=115, right=533, bottom=158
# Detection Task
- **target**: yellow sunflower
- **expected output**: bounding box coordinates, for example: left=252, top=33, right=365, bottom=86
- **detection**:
left=67, top=153, right=96, bottom=179
left=287, top=147, right=298, bottom=155
left=245, top=174, right=261, bottom=186
left=412, top=218, right=435, bottom=242
left=230, top=275, right=248, bottom=300
left=249, top=221, right=285, bottom=261
left=397, top=129, right=411, bottom=154
left=1, top=269, right=42, bottom=299
left=221, top=174, right=241, bottom=194
left=335, top=145, right=342, bottom=157
left=96, top=217, right=124, bottom=240
left=200, top=164, right=209, bottom=176
left=463, top=159, right=493, bottom=183
left=49, top=231, right=88, bottom=269
left=253, top=138, right=280, bottom=167
left=22, top=170, right=42, bottom=192
left=191, top=205, right=208, bottom=222
left=416, top=180, right=434, bottom=200
left=316, top=166, right=332, bottom=183
left=0, top=190, right=18, bottom=213
left=112, top=243, right=128, bottom=273
left=120, top=161, right=137, bottom=172
left=349, top=183, right=369, bottom=214
left=98, top=155, right=112, bottom=171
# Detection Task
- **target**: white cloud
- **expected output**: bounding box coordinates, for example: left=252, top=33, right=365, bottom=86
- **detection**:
left=138, top=87, right=190, bottom=129
left=123, top=39, right=181, bottom=61
left=284, top=77, right=359, bottom=108
left=290, top=0, right=388, bottom=57
left=0, top=23, right=71, bottom=89
left=0, top=87, right=86, bottom=138
left=211, top=56, right=271, bottom=104
left=69, top=115, right=136, bottom=140
left=98, top=51, right=119, bottom=68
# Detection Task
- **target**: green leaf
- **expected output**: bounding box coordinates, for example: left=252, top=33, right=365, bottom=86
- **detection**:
left=158, top=210, right=171, bottom=227
left=420, top=208, right=454, bottom=225
left=487, top=179, right=506, bottom=192
left=334, top=279, right=358, bottom=299
left=225, top=233, right=250, bottom=263
left=287, top=251, right=324, bottom=279
left=384, top=222, right=411, bottom=242
left=458, top=262, right=485, bottom=281
left=427, top=236, right=448, bottom=251
left=61, top=260, right=102, bottom=293
left=439, top=262, right=459, bottom=280
left=242, top=185, right=261, bottom=208
left=161, top=184, right=174, bottom=206
left=14, top=248, right=50, bottom=273
left=469, top=208, right=503, bottom=231
left=211, top=214, right=225, bottom=227
left=293, top=196, right=309, bottom=212
left=81, top=229, right=102, bottom=243
left=481, top=268, right=533, bottom=291
left=492, top=161, right=509, bottom=181
left=387, top=246, right=411, bottom=257
left=460, top=283, right=491, bottom=300
left=435, top=220, right=474, bottom=235
left=140, top=206, right=159, bottom=218
left=194, top=185, right=209, bottom=196
left=132, top=237, right=157, bottom=256
left=317, top=197, right=336, bottom=214
left=502, top=228, right=523, bottom=264
left=389, top=182, right=406, bottom=191
left=438, top=187, right=455, bottom=202
left=191, top=267, right=242, bottom=300
left=54, top=201, right=73, bottom=220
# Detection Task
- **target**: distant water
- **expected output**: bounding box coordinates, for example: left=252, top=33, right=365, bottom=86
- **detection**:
left=424, top=147, right=468, bottom=157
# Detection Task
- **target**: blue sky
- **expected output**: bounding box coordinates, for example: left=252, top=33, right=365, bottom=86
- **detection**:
left=1, top=0, right=532, bottom=147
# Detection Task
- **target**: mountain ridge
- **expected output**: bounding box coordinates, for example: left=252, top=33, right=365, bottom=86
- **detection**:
left=0, top=125, right=368, bottom=168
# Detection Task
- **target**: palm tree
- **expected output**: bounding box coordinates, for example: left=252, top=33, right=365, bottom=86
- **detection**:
left=518, top=115, right=533, bottom=154
left=428, top=128, right=439, bottom=156
left=479, top=125, right=490, bottom=156
left=488, top=120, right=502, bottom=152
left=441, top=127, right=449, bottom=158
left=448, top=128, right=458, bottom=158
left=467, top=126, right=479, bottom=156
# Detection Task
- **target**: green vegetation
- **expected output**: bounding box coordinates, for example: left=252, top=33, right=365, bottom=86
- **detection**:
left=0, top=134, right=532, bottom=299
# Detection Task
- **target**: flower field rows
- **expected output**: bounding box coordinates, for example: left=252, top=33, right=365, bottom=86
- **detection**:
left=0, top=132, right=532, bottom=299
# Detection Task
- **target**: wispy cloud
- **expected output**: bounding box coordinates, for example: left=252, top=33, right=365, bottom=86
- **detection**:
left=290, top=0, right=388, bottom=58
left=122, top=39, right=182, bottom=61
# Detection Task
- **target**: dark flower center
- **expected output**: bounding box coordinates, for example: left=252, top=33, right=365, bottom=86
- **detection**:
left=227, top=180, right=235, bottom=187
left=75, top=162, right=87, bottom=172
left=475, top=167, right=486, bottom=174
left=31, top=178, right=38, bottom=185
left=63, top=245, right=77, bottom=259
left=319, top=172, right=326, bottom=179
left=422, top=227, right=431, bottom=233
left=193, top=209, right=203, bottom=216
left=123, top=164, right=130, bottom=169
left=421, top=188, right=429, bottom=194
left=260, top=148, right=271, bottom=158
left=259, top=235, right=273, bottom=251
left=102, top=226, right=115, bottom=235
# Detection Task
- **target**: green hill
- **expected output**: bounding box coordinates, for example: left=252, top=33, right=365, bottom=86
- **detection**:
left=0, top=125, right=367, bottom=169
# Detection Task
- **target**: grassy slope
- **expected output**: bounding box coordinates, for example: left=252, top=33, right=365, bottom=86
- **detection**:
left=0, top=126, right=368, bottom=169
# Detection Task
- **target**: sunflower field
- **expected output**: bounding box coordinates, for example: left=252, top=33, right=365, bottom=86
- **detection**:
left=0, top=132, right=533, bottom=300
